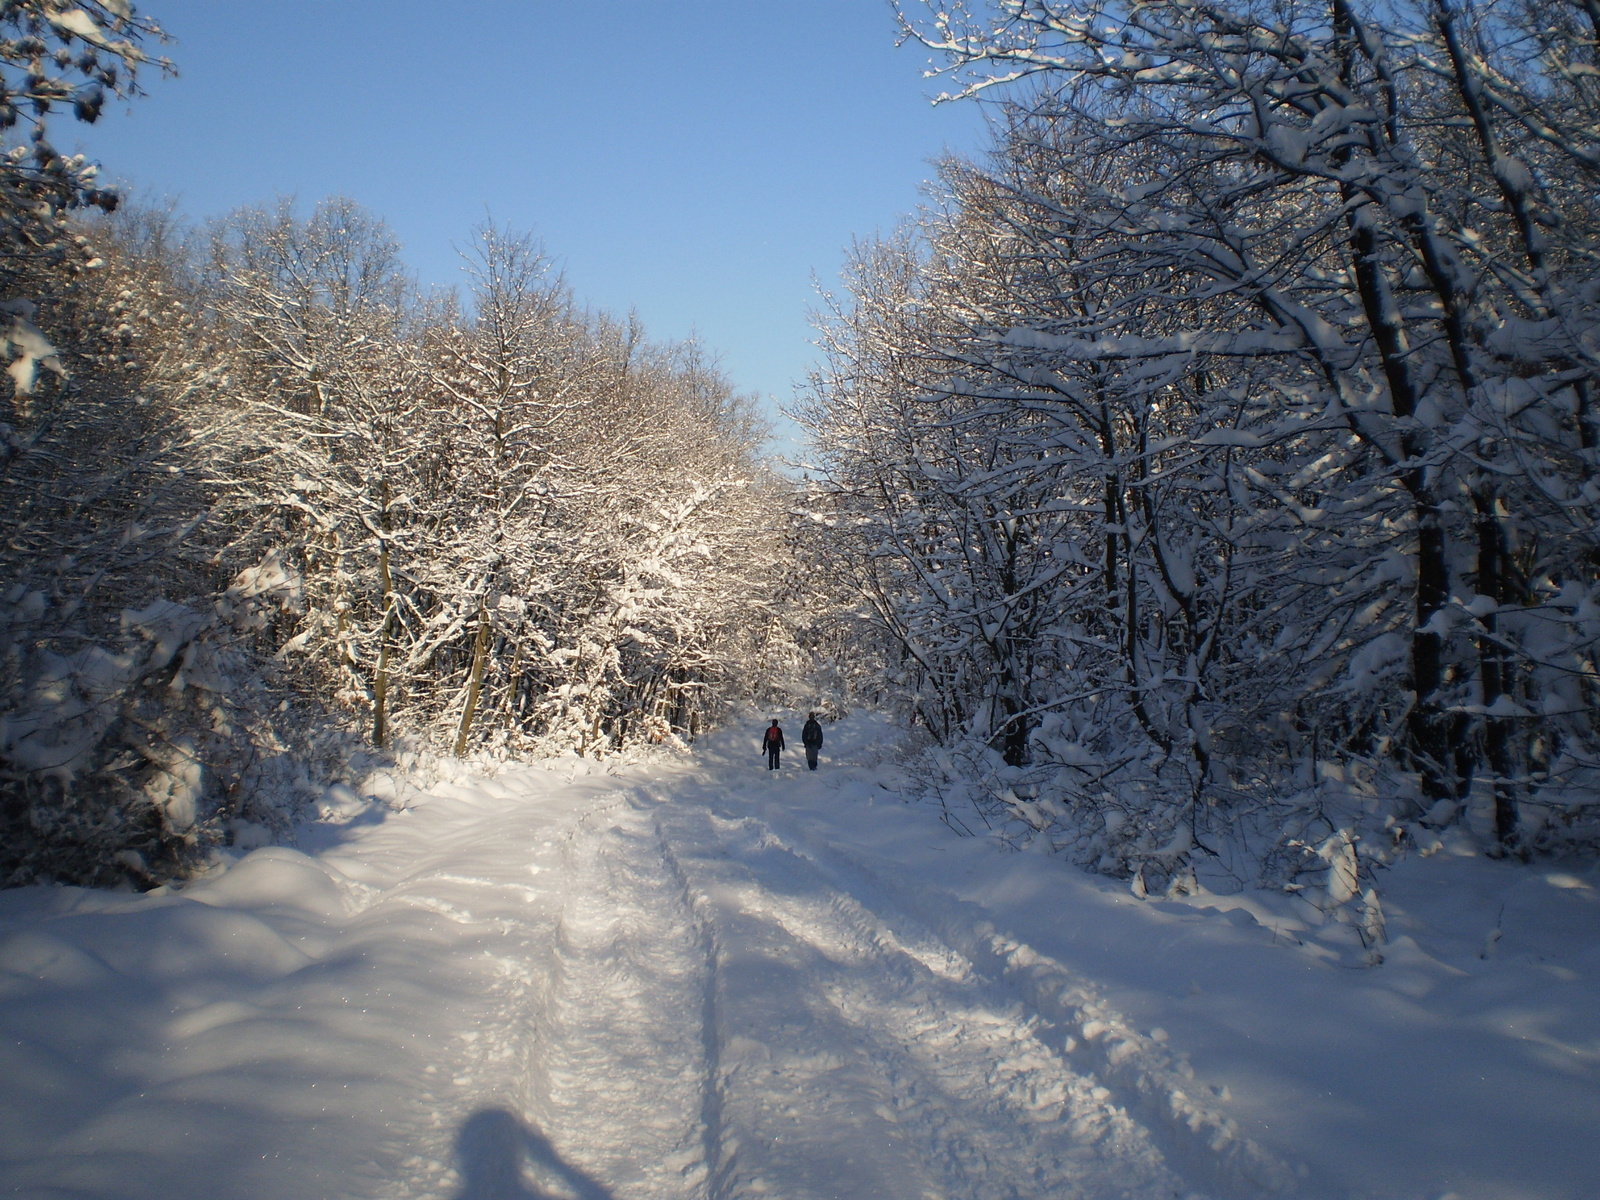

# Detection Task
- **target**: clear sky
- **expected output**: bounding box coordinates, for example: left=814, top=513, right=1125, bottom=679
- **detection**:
left=67, top=0, right=992, bottom=457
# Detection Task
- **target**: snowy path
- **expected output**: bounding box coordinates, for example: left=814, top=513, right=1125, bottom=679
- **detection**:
left=3, top=717, right=1599, bottom=1200
left=474, top=770, right=1190, bottom=1199
left=537, top=794, right=715, bottom=1195
left=649, top=793, right=1182, bottom=1200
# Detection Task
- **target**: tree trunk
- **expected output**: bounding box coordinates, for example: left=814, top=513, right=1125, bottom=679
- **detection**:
left=1408, top=491, right=1455, bottom=798
left=1345, top=203, right=1461, bottom=800
left=1474, top=486, right=1519, bottom=845
left=372, top=483, right=395, bottom=749
left=455, top=595, right=493, bottom=757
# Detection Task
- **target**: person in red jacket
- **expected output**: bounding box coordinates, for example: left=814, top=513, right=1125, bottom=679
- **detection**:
left=760, top=719, right=785, bottom=770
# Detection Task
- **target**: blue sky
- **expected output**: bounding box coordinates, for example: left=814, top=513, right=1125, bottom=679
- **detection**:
left=68, top=0, right=992, bottom=455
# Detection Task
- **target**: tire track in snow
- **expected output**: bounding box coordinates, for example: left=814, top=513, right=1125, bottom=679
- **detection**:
left=647, top=807, right=731, bottom=1200
left=645, top=791, right=1195, bottom=1200
left=531, top=794, right=716, bottom=1199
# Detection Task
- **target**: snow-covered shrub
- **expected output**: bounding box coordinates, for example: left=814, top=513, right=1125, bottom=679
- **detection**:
left=0, top=587, right=322, bottom=886
left=909, top=725, right=1413, bottom=963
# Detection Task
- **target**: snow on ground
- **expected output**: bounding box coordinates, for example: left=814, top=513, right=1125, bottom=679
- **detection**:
left=1, top=714, right=1597, bottom=1200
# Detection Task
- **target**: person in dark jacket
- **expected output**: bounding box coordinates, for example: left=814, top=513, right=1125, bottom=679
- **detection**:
left=801, top=712, right=824, bottom=771
left=761, top=719, right=784, bottom=770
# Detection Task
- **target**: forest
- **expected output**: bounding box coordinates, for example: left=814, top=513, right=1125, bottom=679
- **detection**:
left=3, top=0, right=1598, bottom=911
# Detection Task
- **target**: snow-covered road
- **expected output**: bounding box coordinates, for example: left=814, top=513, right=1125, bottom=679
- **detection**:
left=3, top=717, right=1598, bottom=1199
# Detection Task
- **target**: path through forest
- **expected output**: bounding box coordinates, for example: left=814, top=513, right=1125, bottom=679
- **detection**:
left=2, top=717, right=1597, bottom=1200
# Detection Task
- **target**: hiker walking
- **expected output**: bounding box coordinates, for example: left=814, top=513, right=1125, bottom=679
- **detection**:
left=761, top=719, right=785, bottom=770
left=801, top=712, right=824, bottom=771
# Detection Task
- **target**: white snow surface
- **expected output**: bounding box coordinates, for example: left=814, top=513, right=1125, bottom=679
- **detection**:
left=1, top=715, right=1597, bottom=1200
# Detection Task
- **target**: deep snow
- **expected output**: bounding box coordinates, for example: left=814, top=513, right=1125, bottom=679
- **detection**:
left=1, top=716, right=1596, bottom=1200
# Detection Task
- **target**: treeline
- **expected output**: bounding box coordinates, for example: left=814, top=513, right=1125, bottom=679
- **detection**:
left=1, top=5, right=789, bottom=885
left=190, top=199, right=783, bottom=757
left=798, top=0, right=1600, bottom=884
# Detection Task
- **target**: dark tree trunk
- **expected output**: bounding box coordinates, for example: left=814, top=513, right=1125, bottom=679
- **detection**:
left=1474, top=487, right=1519, bottom=845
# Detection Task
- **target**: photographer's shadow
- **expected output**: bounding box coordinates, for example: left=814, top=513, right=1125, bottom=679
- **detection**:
left=453, top=1107, right=615, bottom=1200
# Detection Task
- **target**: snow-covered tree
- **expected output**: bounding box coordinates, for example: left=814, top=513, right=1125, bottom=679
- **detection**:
left=199, top=197, right=430, bottom=746
left=796, top=0, right=1600, bottom=863
left=194, top=205, right=788, bottom=760
left=0, top=198, right=325, bottom=887
left=1, top=0, right=170, bottom=288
